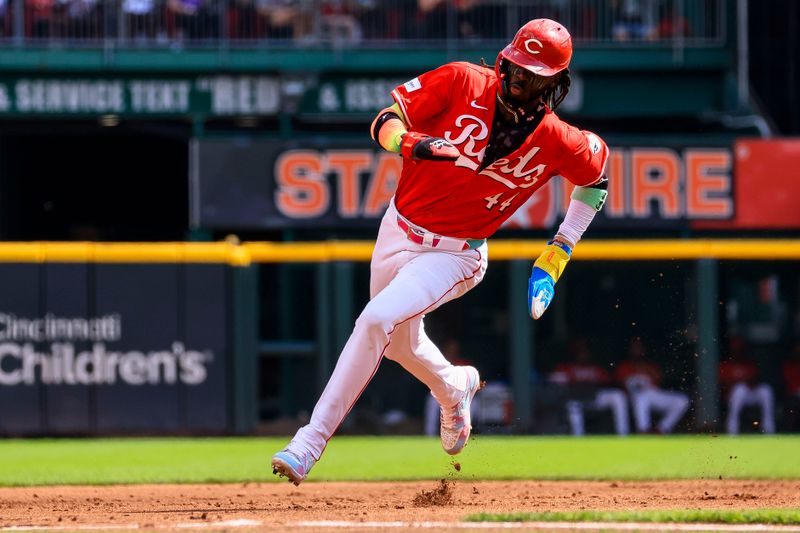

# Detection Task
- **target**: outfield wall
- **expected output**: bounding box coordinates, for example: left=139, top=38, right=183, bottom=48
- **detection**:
left=0, top=240, right=797, bottom=436
left=0, top=253, right=258, bottom=436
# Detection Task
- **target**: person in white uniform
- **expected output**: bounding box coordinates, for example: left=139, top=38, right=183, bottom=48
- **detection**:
left=614, top=337, right=689, bottom=434
left=549, top=338, right=629, bottom=436
left=719, top=336, right=775, bottom=434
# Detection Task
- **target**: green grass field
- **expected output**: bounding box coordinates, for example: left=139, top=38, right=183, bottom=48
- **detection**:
left=0, top=435, right=798, bottom=486
left=467, top=509, right=800, bottom=525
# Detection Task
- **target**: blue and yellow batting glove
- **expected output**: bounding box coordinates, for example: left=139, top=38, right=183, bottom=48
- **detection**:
left=528, top=240, right=572, bottom=320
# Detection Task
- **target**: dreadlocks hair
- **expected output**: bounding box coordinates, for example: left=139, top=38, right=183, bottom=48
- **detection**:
left=545, top=68, right=571, bottom=110
left=480, top=58, right=572, bottom=111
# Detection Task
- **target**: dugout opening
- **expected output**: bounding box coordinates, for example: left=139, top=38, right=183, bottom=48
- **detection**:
left=0, top=120, right=190, bottom=241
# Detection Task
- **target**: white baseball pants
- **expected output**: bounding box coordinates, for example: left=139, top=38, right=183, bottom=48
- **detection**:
left=566, top=388, right=630, bottom=436
left=725, top=383, right=775, bottom=434
left=631, top=388, right=689, bottom=433
left=293, top=199, right=488, bottom=460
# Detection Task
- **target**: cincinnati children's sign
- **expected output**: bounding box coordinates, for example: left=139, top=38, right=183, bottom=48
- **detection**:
left=0, top=313, right=211, bottom=386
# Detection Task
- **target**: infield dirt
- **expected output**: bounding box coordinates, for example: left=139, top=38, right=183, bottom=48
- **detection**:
left=1, top=480, right=800, bottom=530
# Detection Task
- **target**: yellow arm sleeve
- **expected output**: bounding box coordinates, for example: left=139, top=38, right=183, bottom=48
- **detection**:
left=370, top=103, right=408, bottom=153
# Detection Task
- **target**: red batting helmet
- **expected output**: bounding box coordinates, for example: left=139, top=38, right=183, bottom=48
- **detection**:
left=499, top=18, right=573, bottom=77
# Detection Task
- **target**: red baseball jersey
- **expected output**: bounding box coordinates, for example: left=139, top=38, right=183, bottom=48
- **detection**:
left=552, top=362, right=611, bottom=385
left=614, top=360, right=662, bottom=388
left=391, top=61, right=608, bottom=239
left=784, top=360, right=800, bottom=396
left=718, top=359, right=758, bottom=387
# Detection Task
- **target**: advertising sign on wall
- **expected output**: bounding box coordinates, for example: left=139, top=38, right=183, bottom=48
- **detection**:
left=192, top=138, right=755, bottom=232
left=0, top=70, right=722, bottom=119
left=0, top=75, right=285, bottom=116
left=0, top=262, right=237, bottom=435
left=694, top=139, right=800, bottom=230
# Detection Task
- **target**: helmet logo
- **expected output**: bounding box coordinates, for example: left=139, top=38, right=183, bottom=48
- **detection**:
left=524, top=38, right=544, bottom=54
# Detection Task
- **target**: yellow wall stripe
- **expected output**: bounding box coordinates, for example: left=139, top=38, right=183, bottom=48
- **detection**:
left=0, top=242, right=251, bottom=265
left=497, top=239, right=800, bottom=261
left=0, top=239, right=797, bottom=264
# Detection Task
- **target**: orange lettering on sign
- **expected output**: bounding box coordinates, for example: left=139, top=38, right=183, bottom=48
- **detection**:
left=631, top=148, right=681, bottom=218
left=685, top=149, right=732, bottom=218
left=606, top=150, right=625, bottom=217
left=364, top=153, right=402, bottom=216
left=274, top=151, right=329, bottom=218
left=327, top=151, right=372, bottom=218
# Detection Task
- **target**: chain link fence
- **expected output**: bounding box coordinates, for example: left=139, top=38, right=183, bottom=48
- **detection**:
left=0, top=0, right=725, bottom=48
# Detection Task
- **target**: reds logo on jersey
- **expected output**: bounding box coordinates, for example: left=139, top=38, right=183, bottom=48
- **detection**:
left=445, top=112, right=546, bottom=190
left=444, top=114, right=488, bottom=160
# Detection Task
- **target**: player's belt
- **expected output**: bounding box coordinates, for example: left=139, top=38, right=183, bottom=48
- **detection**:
left=395, top=215, right=485, bottom=252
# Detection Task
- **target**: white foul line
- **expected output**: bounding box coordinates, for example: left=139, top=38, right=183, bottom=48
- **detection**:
left=3, top=520, right=800, bottom=532
left=0, top=526, right=132, bottom=531
left=0, top=519, right=263, bottom=532
left=295, top=521, right=800, bottom=532
left=174, top=519, right=263, bottom=529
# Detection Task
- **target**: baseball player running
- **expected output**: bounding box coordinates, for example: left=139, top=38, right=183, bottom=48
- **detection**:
left=272, top=18, right=610, bottom=485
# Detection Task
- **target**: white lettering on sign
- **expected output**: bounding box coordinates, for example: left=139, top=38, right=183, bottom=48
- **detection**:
left=199, top=76, right=280, bottom=115
left=0, top=313, right=211, bottom=386
left=318, top=83, right=340, bottom=112
left=344, top=79, right=398, bottom=112
left=15, top=80, right=125, bottom=113
left=0, top=341, right=209, bottom=386
left=0, top=85, right=9, bottom=111
left=0, top=313, right=121, bottom=342
left=129, top=81, right=191, bottom=112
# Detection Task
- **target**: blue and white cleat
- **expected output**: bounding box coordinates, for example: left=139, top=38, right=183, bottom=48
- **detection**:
left=271, top=446, right=316, bottom=486
left=440, top=366, right=483, bottom=455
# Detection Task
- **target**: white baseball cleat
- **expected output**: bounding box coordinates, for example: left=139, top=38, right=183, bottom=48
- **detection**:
left=439, top=366, right=482, bottom=455
left=271, top=446, right=316, bottom=486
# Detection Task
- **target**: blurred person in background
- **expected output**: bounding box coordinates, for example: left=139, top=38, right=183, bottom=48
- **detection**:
left=26, top=0, right=54, bottom=38
left=414, top=0, right=450, bottom=40
left=198, top=0, right=220, bottom=39
left=123, top=0, right=157, bottom=42
left=167, top=0, right=219, bottom=41
left=549, top=338, right=629, bottom=436
left=167, top=0, right=200, bottom=42
left=615, top=337, right=689, bottom=434
left=71, top=0, right=100, bottom=33
left=655, top=0, right=690, bottom=40
left=611, top=0, right=657, bottom=41
left=783, top=341, right=800, bottom=431
left=320, top=0, right=362, bottom=45
left=457, top=0, right=506, bottom=41
left=719, top=335, right=775, bottom=434
left=260, top=0, right=312, bottom=40
left=272, top=17, right=610, bottom=485
left=349, top=0, right=393, bottom=41
left=227, top=0, right=261, bottom=39
left=0, top=0, right=6, bottom=37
